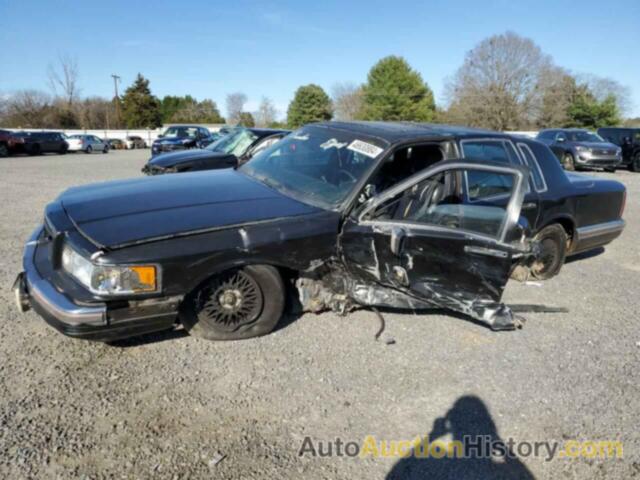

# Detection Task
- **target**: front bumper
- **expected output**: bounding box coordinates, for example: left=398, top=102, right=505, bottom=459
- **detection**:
left=576, top=153, right=622, bottom=168
left=13, top=226, right=181, bottom=341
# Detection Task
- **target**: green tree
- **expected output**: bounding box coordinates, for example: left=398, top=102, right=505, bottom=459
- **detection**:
left=238, top=111, right=255, bottom=127
left=566, top=85, right=621, bottom=129
left=359, top=56, right=435, bottom=122
left=121, top=74, right=162, bottom=128
left=287, top=84, right=332, bottom=129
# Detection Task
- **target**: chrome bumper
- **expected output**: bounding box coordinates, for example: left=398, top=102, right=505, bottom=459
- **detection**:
left=13, top=226, right=180, bottom=341
left=573, top=219, right=625, bottom=254
left=14, top=226, right=106, bottom=326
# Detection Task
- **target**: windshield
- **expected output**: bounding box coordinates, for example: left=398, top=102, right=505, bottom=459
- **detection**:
left=161, top=127, right=198, bottom=139
left=206, top=129, right=258, bottom=156
left=239, top=126, right=386, bottom=209
left=568, top=131, right=605, bottom=142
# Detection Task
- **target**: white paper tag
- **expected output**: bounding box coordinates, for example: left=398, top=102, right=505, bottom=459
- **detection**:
left=347, top=139, right=384, bottom=158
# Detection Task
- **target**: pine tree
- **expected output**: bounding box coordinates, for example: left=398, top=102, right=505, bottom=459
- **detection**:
left=121, top=74, right=162, bottom=128
left=359, top=56, right=435, bottom=122
left=287, top=84, right=332, bottom=129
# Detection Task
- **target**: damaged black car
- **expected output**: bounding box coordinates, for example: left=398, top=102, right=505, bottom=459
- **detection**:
left=14, top=122, right=626, bottom=342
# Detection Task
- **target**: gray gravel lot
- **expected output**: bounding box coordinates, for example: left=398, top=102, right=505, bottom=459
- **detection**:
left=0, top=149, right=638, bottom=479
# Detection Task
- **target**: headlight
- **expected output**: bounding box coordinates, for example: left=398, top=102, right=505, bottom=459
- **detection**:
left=62, top=245, right=159, bottom=295
left=575, top=146, right=591, bottom=153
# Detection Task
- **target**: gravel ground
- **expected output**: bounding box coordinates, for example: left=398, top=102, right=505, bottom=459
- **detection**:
left=0, top=149, right=638, bottom=479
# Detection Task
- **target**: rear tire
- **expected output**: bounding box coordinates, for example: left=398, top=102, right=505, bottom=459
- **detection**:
left=562, top=152, right=575, bottom=171
left=181, top=265, right=285, bottom=341
left=531, top=224, right=567, bottom=280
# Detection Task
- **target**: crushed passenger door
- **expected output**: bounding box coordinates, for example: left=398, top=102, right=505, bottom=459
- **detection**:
left=340, top=161, right=531, bottom=330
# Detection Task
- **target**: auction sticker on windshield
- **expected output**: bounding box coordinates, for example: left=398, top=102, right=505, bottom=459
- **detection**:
left=347, top=140, right=384, bottom=158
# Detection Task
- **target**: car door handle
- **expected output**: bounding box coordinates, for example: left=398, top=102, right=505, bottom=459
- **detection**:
left=522, top=202, right=537, bottom=210
left=464, top=245, right=509, bottom=258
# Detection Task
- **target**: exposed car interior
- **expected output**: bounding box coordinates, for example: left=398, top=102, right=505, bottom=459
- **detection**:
left=366, top=167, right=515, bottom=239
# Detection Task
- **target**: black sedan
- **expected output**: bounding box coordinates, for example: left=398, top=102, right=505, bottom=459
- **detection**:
left=14, top=122, right=625, bottom=343
left=142, top=127, right=288, bottom=175
left=151, top=125, right=217, bottom=156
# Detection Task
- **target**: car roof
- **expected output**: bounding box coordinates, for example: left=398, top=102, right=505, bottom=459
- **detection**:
left=310, top=121, right=507, bottom=144
left=247, top=127, right=290, bottom=135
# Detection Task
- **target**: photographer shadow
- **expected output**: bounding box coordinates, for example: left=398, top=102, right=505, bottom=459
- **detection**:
left=386, top=395, right=535, bottom=480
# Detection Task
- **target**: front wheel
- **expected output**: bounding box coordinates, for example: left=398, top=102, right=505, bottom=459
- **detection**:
left=531, top=224, right=567, bottom=280
left=181, top=265, right=285, bottom=341
left=562, top=152, right=575, bottom=171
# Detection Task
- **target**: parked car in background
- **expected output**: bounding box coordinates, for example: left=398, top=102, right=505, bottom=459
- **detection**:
left=0, top=129, right=26, bottom=157
left=14, top=122, right=625, bottom=343
left=142, top=127, right=288, bottom=174
left=66, top=135, right=109, bottom=154
left=106, top=138, right=126, bottom=150
left=125, top=136, right=147, bottom=149
left=597, top=127, right=640, bottom=172
left=536, top=129, right=621, bottom=172
left=13, top=131, right=68, bottom=155
left=151, top=126, right=215, bottom=156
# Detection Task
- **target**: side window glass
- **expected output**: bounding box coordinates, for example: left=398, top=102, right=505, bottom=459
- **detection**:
left=517, top=143, right=547, bottom=192
left=556, top=133, right=566, bottom=142
left=366, top=168, right=517, bottom=239
left=461, top=140, right=511, bottom=164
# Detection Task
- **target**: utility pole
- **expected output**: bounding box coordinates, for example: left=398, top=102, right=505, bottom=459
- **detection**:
left=111, top=74, right=121, bottom=128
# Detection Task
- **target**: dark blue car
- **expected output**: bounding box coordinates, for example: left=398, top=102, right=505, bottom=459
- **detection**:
left=151, top=125, right=219, bottom=156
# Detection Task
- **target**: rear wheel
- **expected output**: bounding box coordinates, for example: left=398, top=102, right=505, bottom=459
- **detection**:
left=181, top=265, right=285, bottom=341
left=562, top=152, right=575, bottom=171
left=531, top=224, right=567, bottom=280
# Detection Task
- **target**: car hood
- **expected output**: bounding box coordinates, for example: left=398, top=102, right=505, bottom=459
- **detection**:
left=576, top=141, right=618, bottom=150
left=58, top=169, right=320, bottom=248
left=147, top=149, right=231, bottom=168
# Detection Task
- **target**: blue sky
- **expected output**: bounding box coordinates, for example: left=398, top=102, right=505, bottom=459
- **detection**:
left=1, top=0, right=639, bottom=119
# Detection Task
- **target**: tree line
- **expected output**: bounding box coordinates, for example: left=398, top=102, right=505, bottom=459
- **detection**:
left=1, top=32, right=637, bottom=131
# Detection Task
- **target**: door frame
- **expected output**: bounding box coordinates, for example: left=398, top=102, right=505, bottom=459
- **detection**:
left=356, top=160, right=529, bottom=247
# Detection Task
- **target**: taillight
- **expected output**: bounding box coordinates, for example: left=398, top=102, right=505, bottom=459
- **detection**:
left=619, top=190, right=626, bottom=218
